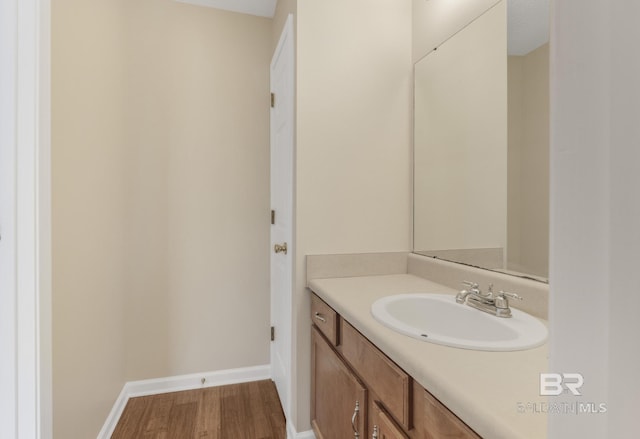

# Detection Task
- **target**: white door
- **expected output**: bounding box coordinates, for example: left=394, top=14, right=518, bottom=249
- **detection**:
left=270, top=14, right=294, bottom=419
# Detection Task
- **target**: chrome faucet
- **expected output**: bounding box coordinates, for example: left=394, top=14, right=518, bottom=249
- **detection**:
left=455, top=281, right=522, bottom=318
left=456, top=281, right=490, bottom=303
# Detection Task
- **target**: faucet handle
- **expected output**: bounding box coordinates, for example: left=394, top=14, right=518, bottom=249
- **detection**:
left=498, top=291, right=523, bottom=301
left=462, top=281, right=479, bottom=290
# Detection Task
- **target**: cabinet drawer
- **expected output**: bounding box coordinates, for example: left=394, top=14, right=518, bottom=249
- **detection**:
left=341, top=320, right=411, bottom=430
left=311, top=294, right=339, bottom=346
left=423, top=390, right=481, bottom=439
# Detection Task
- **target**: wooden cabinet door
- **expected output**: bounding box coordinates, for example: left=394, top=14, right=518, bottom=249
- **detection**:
left=311, top=325, right=367, bottom=439
left=341, top=320, right=411, bottom=430
left=372, top=401, right=409, bottom=439
left=423, top=390, right=481, bottom=439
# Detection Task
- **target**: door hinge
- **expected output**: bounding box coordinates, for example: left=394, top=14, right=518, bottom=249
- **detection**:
left=271, top=209, right=275, bottom=225
left=270, top=326, right=275, bottom=341
left=270, top=92, right=275, bottom=108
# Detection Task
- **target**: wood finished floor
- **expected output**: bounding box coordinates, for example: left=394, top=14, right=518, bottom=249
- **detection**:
left=111, top=379, right=286, bottom=439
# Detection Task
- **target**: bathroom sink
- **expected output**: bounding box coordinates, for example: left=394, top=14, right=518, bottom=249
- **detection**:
left=371, top=293, right=547, bottom=351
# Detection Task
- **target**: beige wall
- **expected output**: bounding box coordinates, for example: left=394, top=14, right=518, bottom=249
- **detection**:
left=413, top=0, right=501, bottom=62
left=507, top=44, right=549, bottom=277
left=414, top=2, right=507, bottom=256
left=294, top=0, right=413, bottom=430
left=53, top=1, right=271, bottom=437
left=52, top=0, right=128, bottom=437
left=122, top=0, right=272, bottom=381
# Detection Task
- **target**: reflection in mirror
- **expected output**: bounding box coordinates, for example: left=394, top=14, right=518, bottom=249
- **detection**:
left=413, top=0, right=549, bottom=281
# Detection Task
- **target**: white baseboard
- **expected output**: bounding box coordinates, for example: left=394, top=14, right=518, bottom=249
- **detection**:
left=98, top=385, right=130, bottom=439
left=287, top=419, right=316, bottom=439
left=98, top=364, right=270, bottom=439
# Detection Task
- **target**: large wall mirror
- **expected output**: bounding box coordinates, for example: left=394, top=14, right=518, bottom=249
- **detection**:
left=413, top=0, right=550, bottom=281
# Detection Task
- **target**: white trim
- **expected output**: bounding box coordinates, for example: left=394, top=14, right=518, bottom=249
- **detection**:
left=286, top=420, right=316, bottom=439
left=97, top=386, right=129, bottom=439
left=37, top=0, right=52, bottom=436
left=0, top=0, right=51, bottom=437
left=98, top=365, right=271, bottom=439
left=0, top=0, right=19, bottom=436
left=125, top=364, right=271, bottom=398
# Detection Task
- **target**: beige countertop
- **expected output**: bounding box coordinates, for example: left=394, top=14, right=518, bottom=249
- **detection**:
left=308, top=273, right=548, bottom=439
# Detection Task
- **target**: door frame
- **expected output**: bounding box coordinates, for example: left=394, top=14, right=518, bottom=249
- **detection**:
left=0, top=0, right=52, bottom=437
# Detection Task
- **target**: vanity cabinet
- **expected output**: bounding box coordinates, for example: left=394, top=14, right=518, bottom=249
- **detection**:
left=310, top=293, right=482, bottom=439
left=341, top=319, right=411, bottom=430
left=423, top=391, right=481, bottom=439
left=372, top=401, right=409, bottom=439
left=311, top=325, right=367, bottom=438
left=310, top=293, right=339, bottom=345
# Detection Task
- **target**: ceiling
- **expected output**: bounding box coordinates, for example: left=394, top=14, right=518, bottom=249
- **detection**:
left=176, top=0, right=277, bottom=18
left=507, top=0, right=550, bottom=55
left=176, top=0, right=548, bottom=56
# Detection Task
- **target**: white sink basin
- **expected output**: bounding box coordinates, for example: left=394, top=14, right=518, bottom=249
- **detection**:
left=371, top=293, right=547, bottom=351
